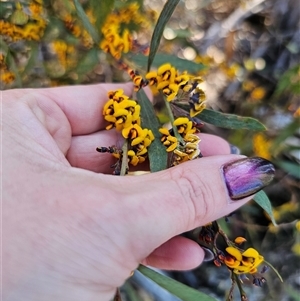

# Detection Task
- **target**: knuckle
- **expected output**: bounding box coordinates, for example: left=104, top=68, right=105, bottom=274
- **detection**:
left=172, top=165, right=217, bottom=227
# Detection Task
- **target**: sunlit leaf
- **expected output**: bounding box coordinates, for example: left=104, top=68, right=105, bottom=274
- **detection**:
left=253, top=191, right=277, bottom=226
left=136, top=89, right=168, bottom=172
left=137, top=265, right=218, bottom=301
left=147, top=0, right=180, bottom=71
left=129, top=53, right=206, bottom=73
left=73, top=0, right=100, bottom=44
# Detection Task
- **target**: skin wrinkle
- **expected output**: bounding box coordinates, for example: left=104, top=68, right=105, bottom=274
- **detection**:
left=4, top=84, right=262, bottom=301
left=77, top=212, right=136, bottom=280
left=34, top=96, right=72, bottom=156
left=169, top=166, right=199, bottom=230
left=9, top=100, right=69, bottom=165
left=43, top=86, right=111, bottom=134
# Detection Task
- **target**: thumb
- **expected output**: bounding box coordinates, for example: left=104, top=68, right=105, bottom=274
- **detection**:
left=101, top=155, right=274, bottom=263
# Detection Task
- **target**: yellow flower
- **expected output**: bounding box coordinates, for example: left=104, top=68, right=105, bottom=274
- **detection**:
left=234, top=237, right=247, bottom=244
left=127, top=150, right=140, bottom=166
left=224, top=247, right=264, bottom=274
left=296, top=221, right=300, bottom=232
left=145, top=71, right=159, bottom=86
left=292, top=242, right=300, bottom=256
left=253, top=133, right=271, bottom=160
left=1, top=70, right=15, bottom=84
left=122, top=123, right=144, bottom=141
left=173, top=117, right=196, bottom=137
left=103, top=90, right=140, bottom=131
left=159, top=128, right=178, bottom=152
left=164, top=83, right=179, bottom=101
left=251, top=86, right=266, bottom=101
left=173, top=149, right=189, bottom=164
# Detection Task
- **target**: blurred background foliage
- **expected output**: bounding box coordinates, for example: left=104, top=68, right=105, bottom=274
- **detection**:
left=1, top=0, right=299, bottom=300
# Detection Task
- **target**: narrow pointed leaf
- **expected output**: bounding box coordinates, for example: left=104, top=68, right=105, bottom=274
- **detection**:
left=253, top=190, right=277, bottom=226
left=136, top=89, right=168, bottom=172
left=137, top=265, right=218, bottom=301
left=75, top=48, right=99, bottom=82
left=199, top=109, right=266, bottom=130
left=178, top=106, right=266, bottom=131
left=73, top=0, right=100, bottom=44
left=129, top=53, right=206, bottom=73
left=21, top=42, right=39, bottom=77
left=147, top=0, right=180, bottom=71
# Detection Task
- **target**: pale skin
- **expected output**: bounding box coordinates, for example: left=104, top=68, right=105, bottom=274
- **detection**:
left=2, top=83, right=253, bottom=301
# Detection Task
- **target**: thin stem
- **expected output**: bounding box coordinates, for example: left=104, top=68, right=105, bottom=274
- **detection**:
left=164, top=99, right=184, bottom=145
left=218, top=228, right=233, bottom=246
left=120, top=140, right=128, bottom=176
left=263, top=259, right=283, bottom=282
left=233, top=273, right=248, bottom=301
left=226, top=272, right=235, bottom=301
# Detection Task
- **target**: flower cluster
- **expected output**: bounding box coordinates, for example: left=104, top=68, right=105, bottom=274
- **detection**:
left=103, top=89, right=141, bottom=131
left=173, top=133, right=201, bottom=166
left=0, top=1, right=46, bottom=42
left=102, top=89, right=154, bottom=167
left=198, top=224, right=267, bottom=283
left=62, top=9, right=95, bottom=49
left=223, top=246, right=264, bottom=274
left=50, top=40, right=77, bottom=72
left=159, top=117, right=201, bottom=166
left=145, top=63, right=206, bottom=117
left=100, top=3, right=150, bottom=59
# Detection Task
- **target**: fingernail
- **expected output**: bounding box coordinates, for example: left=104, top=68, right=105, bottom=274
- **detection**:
left=202, top=247, right=214, bottom=262
left=229, top=144, right=241, bottom=155
left=222, top=157, right=275, bottom=200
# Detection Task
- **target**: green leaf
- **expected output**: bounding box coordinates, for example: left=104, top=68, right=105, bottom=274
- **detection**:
left=147, top=0, right=180, bottom=71
left=136, top=89, right=168, bottom=172
left=75, top=48, right=99, bottom=82
left=73, top=0, right=100, bottom=44
left=137, top=265, right=218, bottom=301
left=253, top=191, right=277, bottom=226
left=90, top=0, right=114, bottom=35
left=193, top=108, right=266, bottom=131
left=122, top=281, right=143, bottom=301
left=276, top=160, right=300, bottom=179
left=128, top=53, right=206, bottom=73
left=0, top=36, right=8, bottom=55
left=20, top=43, right=39, bottom=77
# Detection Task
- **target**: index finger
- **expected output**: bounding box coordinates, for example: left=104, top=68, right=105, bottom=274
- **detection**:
left=40, top=83, right=134, bottom=135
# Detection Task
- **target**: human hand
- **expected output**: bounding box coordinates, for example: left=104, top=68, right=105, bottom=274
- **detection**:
left=2, top=83, right=274, bottom=301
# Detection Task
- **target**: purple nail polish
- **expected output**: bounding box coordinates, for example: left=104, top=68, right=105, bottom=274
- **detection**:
left=222, top=157, right=275, bottom=200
